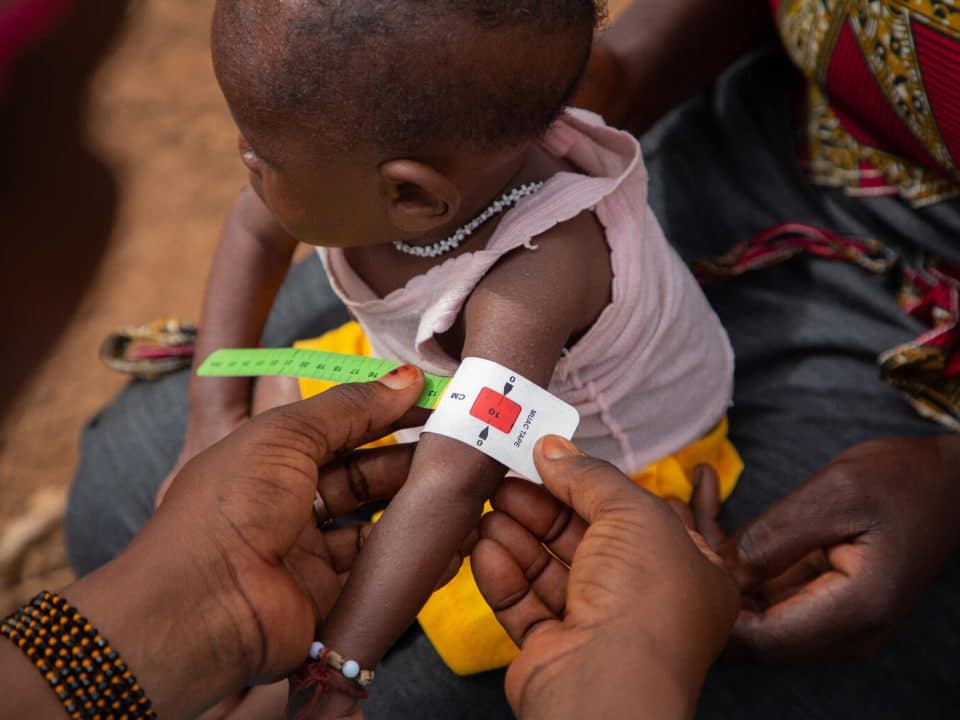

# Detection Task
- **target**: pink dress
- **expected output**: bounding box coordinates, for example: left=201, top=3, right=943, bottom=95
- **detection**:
left=319, top=108, right=734, bottom=474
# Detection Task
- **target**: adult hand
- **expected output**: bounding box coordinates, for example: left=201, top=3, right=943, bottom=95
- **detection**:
left=60, top=367, right=426, bottom=719
left=155, top=404, right=248, bottom=506
left=472, top=436, right=738, bottom=720
left=690, top=436, right=960, bottom=662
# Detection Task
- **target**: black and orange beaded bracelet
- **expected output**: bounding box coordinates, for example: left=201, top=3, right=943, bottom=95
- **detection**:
left=0, top=590, right=156, bottom=720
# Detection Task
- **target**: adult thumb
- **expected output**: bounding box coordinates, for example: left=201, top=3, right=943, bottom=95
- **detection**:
left=725, top=473, right=858, bottom=590
left=533, top=435, right=660, bottom=525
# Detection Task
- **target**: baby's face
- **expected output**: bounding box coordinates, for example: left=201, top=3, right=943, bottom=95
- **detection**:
left=211, top=7, right=396, bottom=248
left=233, top=120, right=391, bottom=248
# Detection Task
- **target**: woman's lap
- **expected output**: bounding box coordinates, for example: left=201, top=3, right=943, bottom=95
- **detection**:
left=66, top=52, right=960, bottom=718
left=645, top=51, right=960, bottom=717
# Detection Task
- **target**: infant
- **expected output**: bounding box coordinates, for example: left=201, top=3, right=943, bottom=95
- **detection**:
left=183, top=1, right=740, bottom=715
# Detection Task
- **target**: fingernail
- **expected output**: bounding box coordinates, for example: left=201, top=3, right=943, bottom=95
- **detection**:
left=693, top=465, right=706, bottom=492
left=539, top=435, right=580, bottom=460
left=377, top=364, right=419, bottom=390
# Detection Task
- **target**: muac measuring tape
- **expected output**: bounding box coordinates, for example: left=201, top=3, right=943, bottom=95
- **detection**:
left=199, top=348, right=579, bottom=482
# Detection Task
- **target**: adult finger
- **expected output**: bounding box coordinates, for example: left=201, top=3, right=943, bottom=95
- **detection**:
left=665, top=494, right=728, bottom=571
left=459, top=526, right=480, bottom=557
left=533, top=436, right=663, bottom=527
left=729, top=544, right=877, bottom=661
left=313, top=444, right=416, bottom=523
left=691, top=465, right=726, bottom=550
left=325, top=524, right=374, bottom=574
left=754, top=549, right=831, bottom=608
left=251, top=366, right=425, bottom=470
left=723, top=470, right=867, bottom=590
left=490, top=477, right=586, bottom=565
left=666, top=498, right=695, bottom=530
left=189, top=370, right=425, bottom=558
left=480, top=511, right=569, bottom=616
left=472, top=537, right=561, bottom=648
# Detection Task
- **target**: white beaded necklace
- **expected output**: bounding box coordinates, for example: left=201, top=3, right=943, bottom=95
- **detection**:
left=392, top=181, right=545, bottom=259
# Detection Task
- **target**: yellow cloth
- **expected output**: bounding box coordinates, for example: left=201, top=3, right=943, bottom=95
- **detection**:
left=628, top=415, right=741, bottom=505
left=295, top=323, right=376, bottom=397
left=295, top=321, right=743, bottom=675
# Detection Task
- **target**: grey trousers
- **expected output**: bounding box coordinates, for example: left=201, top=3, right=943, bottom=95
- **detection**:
left=67, top=52, right=960, bottom=718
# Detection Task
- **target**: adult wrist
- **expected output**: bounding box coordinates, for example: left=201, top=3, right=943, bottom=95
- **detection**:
left=0, top=632, right=69, bottom=718
left=610, top=618, right=705, bottom=720
left=522, top=661, right=693, bottom=720
left=61, top=521, right=253, bottom=718
left=519, top=624, right=697, bottom=720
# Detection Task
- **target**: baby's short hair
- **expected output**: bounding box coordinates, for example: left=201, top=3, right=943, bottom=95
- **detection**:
left=214, top=1, right=605, bottom=154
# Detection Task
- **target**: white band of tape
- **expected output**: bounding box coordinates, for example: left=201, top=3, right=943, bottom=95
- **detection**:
left=422, top=357, right=580, bottom=483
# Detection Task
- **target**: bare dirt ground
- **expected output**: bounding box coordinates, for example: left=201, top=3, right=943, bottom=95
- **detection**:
left=0, top=0, right=632, bottom=615
left=0, top=0, right=238, bottom=613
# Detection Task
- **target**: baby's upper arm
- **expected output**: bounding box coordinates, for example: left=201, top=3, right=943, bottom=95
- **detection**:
left=456, top=209, right=612, bottom=385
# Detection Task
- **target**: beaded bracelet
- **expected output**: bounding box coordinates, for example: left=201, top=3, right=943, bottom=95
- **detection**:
left=1, top=590, right=156, bottom=720
left=307, top=641, right=374, bottom=689
left=291, top=643, right=375, bottom=720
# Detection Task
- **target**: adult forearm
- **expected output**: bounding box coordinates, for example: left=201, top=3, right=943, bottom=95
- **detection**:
left=0, top=535, right=249, bottom=719
left=590, top=0, right=774, bottom=132
left=0, top=641, right=65, bottom=719
left=62, top=523, right=255, bottom=718
left=519, top=646, right=696, bottom=720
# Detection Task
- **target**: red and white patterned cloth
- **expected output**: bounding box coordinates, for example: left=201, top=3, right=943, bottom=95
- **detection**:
left=696, top=222, right=960, bottom=429
left=771, top=0, right=960, bottom=206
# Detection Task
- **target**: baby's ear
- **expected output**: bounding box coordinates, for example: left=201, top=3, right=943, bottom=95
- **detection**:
left=379, top=159, right=460, bottom=234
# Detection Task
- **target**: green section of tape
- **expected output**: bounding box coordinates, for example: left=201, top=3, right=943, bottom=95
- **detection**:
left=197, top=347, right=450, bottom=409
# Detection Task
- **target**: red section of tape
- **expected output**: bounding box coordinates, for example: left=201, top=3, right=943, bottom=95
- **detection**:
left=470, top=387, right=521, bottom=433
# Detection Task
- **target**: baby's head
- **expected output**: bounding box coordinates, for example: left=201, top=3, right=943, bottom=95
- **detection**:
left=212, top=1, right=604, bottom=247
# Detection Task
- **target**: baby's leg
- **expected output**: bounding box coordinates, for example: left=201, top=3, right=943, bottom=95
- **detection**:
left=251, top=375, right=302, bottom=415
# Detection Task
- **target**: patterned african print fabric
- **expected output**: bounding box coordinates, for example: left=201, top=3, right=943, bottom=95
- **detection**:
left=879, top=257, right=960, bottom=429
left=695, top=224, right=960, bottom=429
left=772, top=0, right=960, bottom=207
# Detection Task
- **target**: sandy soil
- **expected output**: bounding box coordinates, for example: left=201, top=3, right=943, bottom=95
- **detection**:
left=0, top=0, right=632, bottom=615
left=0, top=0, right=238, bottom=613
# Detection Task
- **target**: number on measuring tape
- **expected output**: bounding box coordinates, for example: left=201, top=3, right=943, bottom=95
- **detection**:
left=198, top=348, right=451, bottom=409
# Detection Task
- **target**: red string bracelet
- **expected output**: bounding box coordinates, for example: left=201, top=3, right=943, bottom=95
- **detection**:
left=291, top=646, right=371, bottom=720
